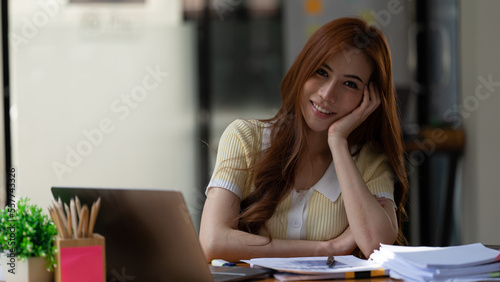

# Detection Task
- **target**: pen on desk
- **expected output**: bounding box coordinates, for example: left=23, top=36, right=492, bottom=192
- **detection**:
left=326, top=256, right=335, bottom=268
left=212, top=259, right=237, bottom=267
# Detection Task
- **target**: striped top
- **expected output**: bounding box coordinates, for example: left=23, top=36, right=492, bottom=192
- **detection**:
left=206, top=119, right=395, bottom=241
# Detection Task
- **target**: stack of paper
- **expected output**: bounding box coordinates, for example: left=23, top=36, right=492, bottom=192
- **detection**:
left=242, top=255, right=387, bottom=281
left=369, top=243, right=500, bottom=281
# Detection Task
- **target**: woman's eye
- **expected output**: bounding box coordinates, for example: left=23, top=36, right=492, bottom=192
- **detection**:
left=315, top=68, right=328, bottom=77
left=344, top=81, right=359, bottom=89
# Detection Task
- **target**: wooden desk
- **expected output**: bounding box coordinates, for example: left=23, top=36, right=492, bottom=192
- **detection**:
left=0, top=276, right=397, bottom=282
left=0, top=268, right=399, bottom=282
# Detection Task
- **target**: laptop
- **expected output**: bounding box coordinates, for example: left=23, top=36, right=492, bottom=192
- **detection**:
left=51, top=187, right=273, bottom=282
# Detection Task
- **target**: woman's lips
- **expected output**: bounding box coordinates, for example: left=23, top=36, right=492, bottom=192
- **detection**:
left=311, top=101, right=335, bottom=118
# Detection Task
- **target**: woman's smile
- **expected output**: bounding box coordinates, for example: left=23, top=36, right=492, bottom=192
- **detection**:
left=310, top=101, right=335, bottom=118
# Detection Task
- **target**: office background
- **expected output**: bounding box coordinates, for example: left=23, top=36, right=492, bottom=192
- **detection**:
left=0, top=0, right=498, bottom=247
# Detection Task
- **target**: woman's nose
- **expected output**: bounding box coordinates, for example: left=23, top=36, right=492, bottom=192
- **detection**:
left=318, top=80, right=337, bottom=101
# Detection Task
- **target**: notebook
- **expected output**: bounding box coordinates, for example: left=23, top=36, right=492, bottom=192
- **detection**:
left=51, top=187, right=272, bottom=282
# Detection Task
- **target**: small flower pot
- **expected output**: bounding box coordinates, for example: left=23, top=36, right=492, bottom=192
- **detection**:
left=1, top=254, right=53, bottom=282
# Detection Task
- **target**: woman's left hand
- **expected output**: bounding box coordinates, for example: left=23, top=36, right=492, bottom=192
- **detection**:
left=328, top=82, right=381, bottom=145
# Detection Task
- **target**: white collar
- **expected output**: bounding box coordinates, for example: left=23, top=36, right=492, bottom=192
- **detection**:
left=310, top=162, right=341, bottom=203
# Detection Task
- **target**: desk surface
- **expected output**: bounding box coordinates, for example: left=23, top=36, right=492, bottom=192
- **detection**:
left=0, top=276, right=397, bottom=282
left=0, top=263, right=399, bottom=282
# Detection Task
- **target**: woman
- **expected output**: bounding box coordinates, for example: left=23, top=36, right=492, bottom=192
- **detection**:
left=199, top=17, right=408, bottom=261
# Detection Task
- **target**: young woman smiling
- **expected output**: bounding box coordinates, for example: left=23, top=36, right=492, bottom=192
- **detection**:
left=199, top=17, right=408, bottom=261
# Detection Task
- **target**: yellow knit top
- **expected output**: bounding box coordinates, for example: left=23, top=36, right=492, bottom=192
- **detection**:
left=207, top=119, right=395, bottom=241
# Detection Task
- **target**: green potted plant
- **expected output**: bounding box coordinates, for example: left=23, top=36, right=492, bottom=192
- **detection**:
left=0, top=197, right=57, bottom=282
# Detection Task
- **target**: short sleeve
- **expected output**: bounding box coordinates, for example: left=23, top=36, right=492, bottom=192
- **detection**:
left=206, top=120, right=262, bottom=199
left=355, top=143, right=396, bottom=206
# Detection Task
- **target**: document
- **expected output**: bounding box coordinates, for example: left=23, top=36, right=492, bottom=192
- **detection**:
left=242, top=255, right=387, bottom=281
left=369, top=243, right=500, bottom=281
left=378, top=243, right=499, bottom=268
left=243, top=255, right=382, bottom=274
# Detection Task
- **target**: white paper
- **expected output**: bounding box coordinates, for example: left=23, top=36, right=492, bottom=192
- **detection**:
left=369, top=243, right=500, bottom=282
left=379, top=243, right=499, bottom=268
left=242, top=255, right=383, bottom=274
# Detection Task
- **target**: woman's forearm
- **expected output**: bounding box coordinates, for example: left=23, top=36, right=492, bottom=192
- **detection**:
left=329, top=138, right=398, bottom=257
left=200, top=223, right=356, bottom=262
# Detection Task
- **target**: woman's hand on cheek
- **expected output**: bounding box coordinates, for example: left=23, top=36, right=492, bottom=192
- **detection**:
left=328, top=83, right=381, bottom=146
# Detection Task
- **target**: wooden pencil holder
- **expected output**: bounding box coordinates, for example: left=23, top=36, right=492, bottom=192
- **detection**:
left=55, top=233, right=106, bottom=282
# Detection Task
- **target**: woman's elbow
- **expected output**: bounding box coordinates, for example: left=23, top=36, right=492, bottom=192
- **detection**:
left=200, top=226, right=236, bottom=262
left=199, top=231, right=221, bottom=262
left=360, top=230, right=398, bottom=258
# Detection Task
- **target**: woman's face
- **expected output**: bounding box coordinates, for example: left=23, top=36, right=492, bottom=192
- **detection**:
left=300, top=49, right=373, bottom=133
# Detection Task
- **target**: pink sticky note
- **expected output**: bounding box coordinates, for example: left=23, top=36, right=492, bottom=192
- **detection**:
left=495, top=251, right=500, bottom=262
left=60, top=245, right=103, bottom=282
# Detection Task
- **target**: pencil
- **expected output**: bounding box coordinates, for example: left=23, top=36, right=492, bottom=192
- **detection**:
left=75, top=196, right=82, bottom=217
left=78, top=205, right=89, bottom=238
left=50, top=206, right=68, bottom=238
left=64, top=203, right=73, bottom=238
left=70, top=199, right=78, bottom=238
left=88, top=197, right=101, bottom=236
left=88, top=203, right=97, bottom=236
left=53, top=199, right=68, bottom=233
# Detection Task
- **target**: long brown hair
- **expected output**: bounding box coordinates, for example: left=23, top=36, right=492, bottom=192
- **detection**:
left=238, top=17, right=409, bottom=246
